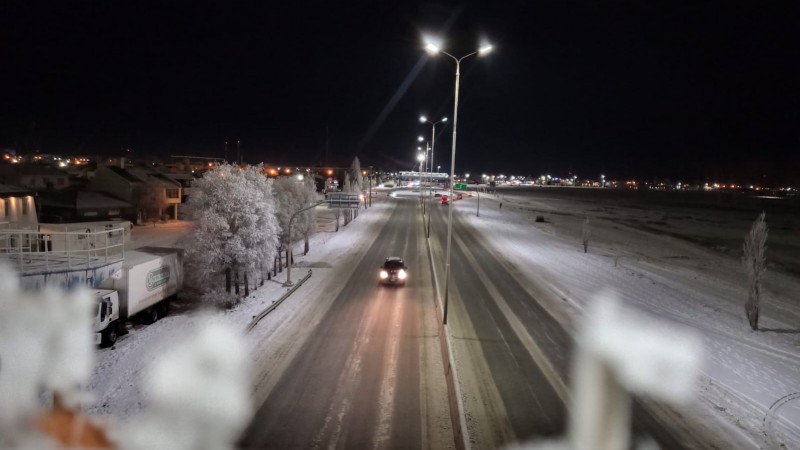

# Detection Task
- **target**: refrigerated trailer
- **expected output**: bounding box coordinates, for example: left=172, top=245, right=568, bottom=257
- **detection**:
left=93, top=247, right=183, bottom=347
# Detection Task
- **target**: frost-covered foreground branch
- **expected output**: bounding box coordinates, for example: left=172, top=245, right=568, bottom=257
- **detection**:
left=507, top=293, right=703, bottom=450
left=0, top=265, right=251, bottom=450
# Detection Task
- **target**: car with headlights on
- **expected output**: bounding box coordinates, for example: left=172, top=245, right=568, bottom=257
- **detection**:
left=379, top=257, right=408, bottom=286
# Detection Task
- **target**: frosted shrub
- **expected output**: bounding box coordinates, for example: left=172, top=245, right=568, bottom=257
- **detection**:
left=742, top=211, right=768, bottom=330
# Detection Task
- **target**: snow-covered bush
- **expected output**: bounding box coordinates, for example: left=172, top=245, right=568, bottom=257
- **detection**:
left=119, top=320, right=251, bottom=450
left=742, top=211, right=768, bottom=330
left=0, top=264, right=100, bottom=448
left=185, top=164, right=280, bottom=298
left=1, top=268, right=253, bottom=450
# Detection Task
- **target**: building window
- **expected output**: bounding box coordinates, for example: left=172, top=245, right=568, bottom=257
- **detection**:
left=166, top=188, right=180, bottom=199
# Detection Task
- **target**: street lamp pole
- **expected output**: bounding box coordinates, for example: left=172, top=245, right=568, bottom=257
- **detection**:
left=426, top=41, right=492, bottom=324
left=284, top=200, right=325, bottom=286
left=417, top=151, right=425, bottom=211
left=420, top=116, right=447, bottom=238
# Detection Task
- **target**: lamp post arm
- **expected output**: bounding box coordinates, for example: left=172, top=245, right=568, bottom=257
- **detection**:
left=284, top=200, right=326, bottom=286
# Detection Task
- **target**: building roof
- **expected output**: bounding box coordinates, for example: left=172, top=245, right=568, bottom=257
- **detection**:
left=0, top=184, right=36, bottom=197
left=103, top=165, right=181, bottom=187
left=76, top=191, right=132, bottom=209
left=39, top=189, right=132, bottom=210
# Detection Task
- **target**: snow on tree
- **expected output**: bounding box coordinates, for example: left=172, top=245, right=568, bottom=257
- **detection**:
left=184, top=163, right=280, bottom=299
left=272, top=176, right=310, bottom=268
left=350, top=156, right=363, bottom=193
left=300, top=176, right=319, bottom=255
left=742, top=211, right=768, bottom=330
left=581, top=216, right=590, bottom=253
left=138, top=179, right=171, bottom=222
left=342, top=172, right=357, bottom=225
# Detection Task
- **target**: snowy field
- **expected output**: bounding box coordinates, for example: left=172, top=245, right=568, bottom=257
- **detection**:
left=85, top=187, right=800, bottom=448
left=455, top=186, right=800, bottom=448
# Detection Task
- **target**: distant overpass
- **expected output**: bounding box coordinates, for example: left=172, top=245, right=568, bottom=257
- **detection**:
left=397, top=171, right=450, bottom=182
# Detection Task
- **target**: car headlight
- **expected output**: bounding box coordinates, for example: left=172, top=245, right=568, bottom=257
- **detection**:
left=380, top=270, right=388, bottom=279
left=398, top=269, right=407, bottom=280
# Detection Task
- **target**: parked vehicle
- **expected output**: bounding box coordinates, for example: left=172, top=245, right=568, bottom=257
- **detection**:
left=93, top=247, right=184, bottom=347
left=379, top=256, right=408, bottom=286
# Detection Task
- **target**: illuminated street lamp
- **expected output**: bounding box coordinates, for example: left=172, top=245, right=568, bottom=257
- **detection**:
left=425, top=38, right=492, bottom=324
left=417, top=151, right=426, bottom=208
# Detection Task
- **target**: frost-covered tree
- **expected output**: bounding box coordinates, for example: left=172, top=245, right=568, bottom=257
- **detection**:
left=742, top=211, right=768, bottom=330
left=582, top=216, right=590, bottom=253
left=273, top=176, right=310, bottom=268
left=350, top=156, right=363, bottom=193
left=299, top=176, right=319, bottom=255
left=343, top=172, right=355, bottom=225
left=138, top=179, right=171, bottom=222
left=185, top=164, right=280, bottom=298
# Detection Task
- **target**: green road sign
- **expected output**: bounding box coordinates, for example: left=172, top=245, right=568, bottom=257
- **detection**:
left=454, top=183, right=468, bottom=190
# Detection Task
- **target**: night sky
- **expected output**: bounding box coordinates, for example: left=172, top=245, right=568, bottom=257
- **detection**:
left=3, top=1, right=799, bottom=184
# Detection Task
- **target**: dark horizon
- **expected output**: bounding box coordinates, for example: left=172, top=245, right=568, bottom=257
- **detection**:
left=2, top=1, right=798, bottom=185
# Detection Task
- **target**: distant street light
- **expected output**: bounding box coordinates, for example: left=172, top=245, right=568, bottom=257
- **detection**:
left=425, top=38, right=492, bottom=324
left=420, top=115, right=447, bottom=238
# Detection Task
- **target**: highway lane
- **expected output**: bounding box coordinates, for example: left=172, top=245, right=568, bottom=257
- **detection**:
left=427, top=199, right=567, bottom=447
left=427, top=195, right=712, bottom=449
left=240, top=195, right=453, bottom=449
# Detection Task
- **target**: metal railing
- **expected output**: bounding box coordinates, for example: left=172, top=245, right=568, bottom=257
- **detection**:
left=0, top=227, right=126, bottom=274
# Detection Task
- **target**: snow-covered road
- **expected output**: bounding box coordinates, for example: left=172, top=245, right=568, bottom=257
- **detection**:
left=86, top=186, right=800, bottom=449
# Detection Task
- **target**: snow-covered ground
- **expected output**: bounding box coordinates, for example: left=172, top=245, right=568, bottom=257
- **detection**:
left=453, top=186, right=800, bottom=448
left=85, top=187, right=800, bottom=448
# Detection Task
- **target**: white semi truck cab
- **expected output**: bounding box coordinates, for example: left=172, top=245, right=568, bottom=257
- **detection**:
left=94, top=247, right=183, bottom=347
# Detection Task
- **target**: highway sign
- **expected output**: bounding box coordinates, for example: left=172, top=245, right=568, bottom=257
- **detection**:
left=326, top=192, right=360, bottom=209
left=454, top=183, right=468, bottom=190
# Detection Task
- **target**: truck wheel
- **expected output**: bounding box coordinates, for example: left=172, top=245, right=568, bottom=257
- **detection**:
left=140, top=307, right=159, bottom=324
left=101, top=323, right=118, bottom=348
left=148, top=307, right=160, bottom=323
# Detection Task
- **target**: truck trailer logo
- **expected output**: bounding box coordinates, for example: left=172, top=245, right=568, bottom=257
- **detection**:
left=147, top=266, right=171, bottom=291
